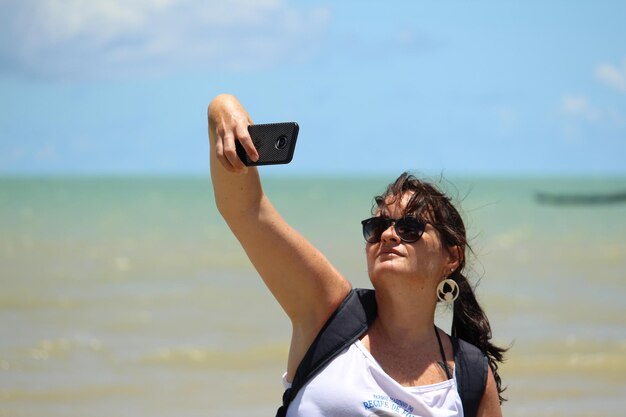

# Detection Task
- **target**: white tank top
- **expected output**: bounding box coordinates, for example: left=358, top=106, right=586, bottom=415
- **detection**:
left=283, top=340, right=464, bottom=417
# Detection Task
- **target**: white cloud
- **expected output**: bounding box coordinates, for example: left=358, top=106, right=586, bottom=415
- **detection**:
left=560, top=94, right=624, bottom=139
left=0, top=0, right=330, bottom=80
left=595, top=59, right=626, bottom=93
left=34, top=144, right=58, bottom=162
left=565, top=95, right=624, bottom=125
left=561, top=95, right=600, bottom=122
left=0, top=143, right=58, bottom=169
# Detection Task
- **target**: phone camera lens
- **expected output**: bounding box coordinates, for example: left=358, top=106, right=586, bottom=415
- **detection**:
left=275, top=135, right=288, bottom=150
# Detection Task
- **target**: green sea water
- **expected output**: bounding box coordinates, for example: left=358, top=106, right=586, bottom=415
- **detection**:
left=1, top=175, right=625, bottom=417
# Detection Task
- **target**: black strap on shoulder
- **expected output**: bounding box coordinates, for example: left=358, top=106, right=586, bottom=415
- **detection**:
left=275, top=288, right=489, bottom=417
left=452, top=337, right=489, bottom=417
left=275, top=288, right=377, bottom=417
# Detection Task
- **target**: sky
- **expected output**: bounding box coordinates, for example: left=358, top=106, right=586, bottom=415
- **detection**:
left=0, top=0, right=625, bottom=176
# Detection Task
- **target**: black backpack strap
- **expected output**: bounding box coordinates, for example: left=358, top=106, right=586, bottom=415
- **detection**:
left=275, top=290, right=488, bottom=417
left=276, top=288, right=377, bottom=417
left=452, top=337, right=489, bottom=417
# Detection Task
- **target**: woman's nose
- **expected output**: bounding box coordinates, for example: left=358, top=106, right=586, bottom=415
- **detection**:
left=380, top=223, right=401, bottom=243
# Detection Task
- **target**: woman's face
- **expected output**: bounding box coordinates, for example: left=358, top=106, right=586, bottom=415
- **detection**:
left=365, top=193, right=457, bottom=292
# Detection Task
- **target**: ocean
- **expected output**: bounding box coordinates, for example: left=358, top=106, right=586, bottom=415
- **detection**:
left=1, top=175, right=625, bottom=417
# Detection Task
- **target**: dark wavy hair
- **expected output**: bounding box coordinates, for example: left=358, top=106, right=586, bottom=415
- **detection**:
left=373, top=172, right=507, bottom=403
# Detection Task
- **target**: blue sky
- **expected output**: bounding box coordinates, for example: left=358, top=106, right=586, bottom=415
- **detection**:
left=1, top=0, right=625, bottom=176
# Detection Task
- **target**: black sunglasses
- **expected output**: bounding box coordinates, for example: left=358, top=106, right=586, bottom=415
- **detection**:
left=361, top=216, right=426, bottom=243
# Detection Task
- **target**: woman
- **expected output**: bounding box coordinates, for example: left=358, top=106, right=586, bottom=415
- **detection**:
left=208, top=94, right=506, bottom=416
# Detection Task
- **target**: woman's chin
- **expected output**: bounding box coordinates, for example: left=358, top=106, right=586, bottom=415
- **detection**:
left=369, top=264, right=411, bottom=283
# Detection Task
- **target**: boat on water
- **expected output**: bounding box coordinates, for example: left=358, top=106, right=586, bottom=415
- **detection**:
left=535, top=190, right=626, bottom=205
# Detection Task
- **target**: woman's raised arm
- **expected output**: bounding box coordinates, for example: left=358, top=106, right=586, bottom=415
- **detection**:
left=208, top=94, right=351, bottom=374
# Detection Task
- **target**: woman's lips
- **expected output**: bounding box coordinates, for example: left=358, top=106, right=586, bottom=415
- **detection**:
left=378, top=247, right=403, bottom=257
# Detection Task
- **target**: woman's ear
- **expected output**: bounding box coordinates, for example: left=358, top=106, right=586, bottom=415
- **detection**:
left=445, top=245, right=463, bottom=272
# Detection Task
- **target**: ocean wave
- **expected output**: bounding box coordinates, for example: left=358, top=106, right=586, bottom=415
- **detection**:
left=138, top=343, right=288, bottom=369
left=504, top=338, right=626, bottom=379
left=31, top=337, right=105, bottom=358
left=0, top=383, right=143, bottom=402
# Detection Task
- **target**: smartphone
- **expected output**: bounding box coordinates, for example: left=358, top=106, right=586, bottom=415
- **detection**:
left=236, top=122, right=299, bottom=166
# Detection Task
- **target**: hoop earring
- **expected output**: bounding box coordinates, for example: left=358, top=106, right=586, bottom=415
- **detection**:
left=437, top=278, right=459, bottom=304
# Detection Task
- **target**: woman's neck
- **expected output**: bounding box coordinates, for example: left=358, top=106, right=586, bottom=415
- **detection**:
left=372, top=284, right=439, bottom=346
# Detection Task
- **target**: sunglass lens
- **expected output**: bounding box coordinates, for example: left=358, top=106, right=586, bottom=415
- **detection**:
left=362, top=217, right=389, bottom=243
left=395, top=217, right=424, bottom=242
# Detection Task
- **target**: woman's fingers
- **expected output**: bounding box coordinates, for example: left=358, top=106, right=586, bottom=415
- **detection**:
left=222, top=131, right=248, bottom=173
left=208, top=94, right=256, bottom=174
left=236, top=125, right=259, bottom=163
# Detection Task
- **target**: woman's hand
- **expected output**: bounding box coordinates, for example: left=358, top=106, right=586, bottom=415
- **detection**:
left=208, top=94, right=259, bottom=174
